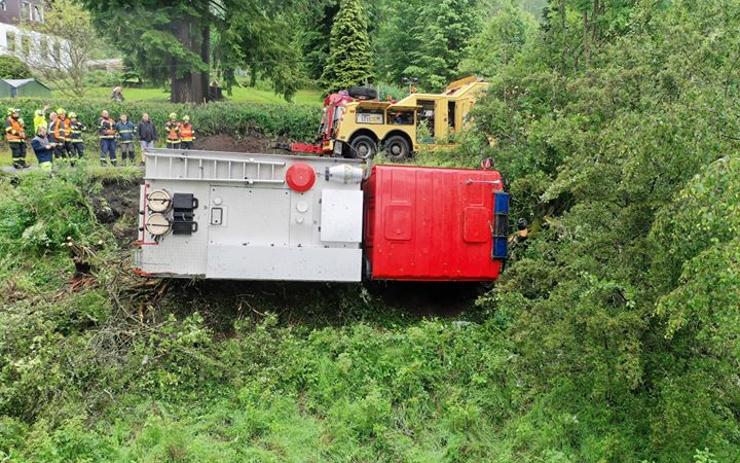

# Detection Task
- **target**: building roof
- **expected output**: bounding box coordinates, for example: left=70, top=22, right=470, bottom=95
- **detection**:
left=2, top=78, right=50, bottom=89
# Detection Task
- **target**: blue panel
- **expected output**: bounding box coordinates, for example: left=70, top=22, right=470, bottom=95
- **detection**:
left=493, top=237, right=508, bottom=259
left=494, top=192, right=510, bottom=214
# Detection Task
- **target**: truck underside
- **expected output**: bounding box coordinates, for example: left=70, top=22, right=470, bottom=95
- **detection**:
left=135, top=148, right=508, bottom=283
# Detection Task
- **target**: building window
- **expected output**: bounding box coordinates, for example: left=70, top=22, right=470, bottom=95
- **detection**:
left=0, top=1, right=7, bottom=12
left=33, top=5, right=42, bottom=22
left=21, top=2, right=31, bottom=21
left=21, top=35, right=30, bottom=56
left=6, top=31, right=16, bottom=52
left=40, top=37, right=48, bottom=59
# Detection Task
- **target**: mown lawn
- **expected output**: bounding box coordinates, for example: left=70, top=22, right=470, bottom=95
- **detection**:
left=84, top=86, right=323, bottom=105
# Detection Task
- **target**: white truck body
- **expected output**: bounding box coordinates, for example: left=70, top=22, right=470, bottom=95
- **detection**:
left=134, top=149, right=365, bottom=282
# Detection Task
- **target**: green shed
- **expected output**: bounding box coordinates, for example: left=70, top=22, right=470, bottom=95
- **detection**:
left=0, top=79, right=52, bottom=98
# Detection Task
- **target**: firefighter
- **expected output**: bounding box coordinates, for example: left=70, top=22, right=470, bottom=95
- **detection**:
left=179, top=115, right=195, bottom=149
left=115, top=113, right=136, bottom=164
left=165, top=112, right=180, bottom=149
left=31, top=125, right=55, bottom=171
left=68, top=112, right=86, bottom=159
left=98, top=110, right=117, bottom=166
left=50, top=108, right=71, bottom=160
left=33, top=105, right=49, bottom=134
left=5, top=107, right=28, bottom=169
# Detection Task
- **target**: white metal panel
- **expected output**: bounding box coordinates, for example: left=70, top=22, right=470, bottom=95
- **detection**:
left=208, top=187, right=290, bottom=247
left=320, top=189, right=363, bottom=243
left=206, top=246, right=362, bottom=282
left=289, top=191, right=320, bottom=247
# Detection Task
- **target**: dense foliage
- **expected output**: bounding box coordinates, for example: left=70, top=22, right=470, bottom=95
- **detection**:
left=82, top=0, right=305, bottom=102
left=321, top=0, right=374, bottom=92
left=0, top=56, right=32, bottom=80
left=0, top=98, right=321, bottom=140
left=468, top=0, right=739, bottom=460
left=0, top=0, right=737, bottom=461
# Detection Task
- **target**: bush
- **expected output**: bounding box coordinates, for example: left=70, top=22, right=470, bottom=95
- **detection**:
left=0, top=55, right=32, bottom=79
left=0, top=97, right=322, bottom=140
left=83, top=70, right=126, bottom=88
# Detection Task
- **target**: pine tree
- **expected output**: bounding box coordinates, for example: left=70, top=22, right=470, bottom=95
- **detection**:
left=321, top=0, right=374, bottom=93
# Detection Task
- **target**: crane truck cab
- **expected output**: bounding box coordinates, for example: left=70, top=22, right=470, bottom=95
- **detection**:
left=286, top=76, right=489, bottom=161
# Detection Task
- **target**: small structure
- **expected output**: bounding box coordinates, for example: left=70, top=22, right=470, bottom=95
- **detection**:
left=0, top=78, right=51, bottom=97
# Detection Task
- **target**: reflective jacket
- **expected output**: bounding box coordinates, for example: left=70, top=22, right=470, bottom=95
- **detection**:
left=69, top=120, right=86, bottom=142
left=165, top=120, right=180, bottom=142
left=98, top=117, right=116, bottom=139
left=180, top=123, right=195, bottom=142
left=33, top=114, right=46, bottom=135
left=52, top=117, right=71, bottom=141
left=5, top=116, right=26, bottom=142
left=115, top=120, right=135, bottom=143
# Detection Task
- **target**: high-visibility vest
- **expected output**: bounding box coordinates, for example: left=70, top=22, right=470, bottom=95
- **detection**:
left=52, top=118, right=71, bottom=141
left=98, top=117, right=116, bottom=139
left=5, top=116, right=25, bottom=142
left=165, top=121, right=180, bottom=142
left=180, top=123, right=194, bottom=142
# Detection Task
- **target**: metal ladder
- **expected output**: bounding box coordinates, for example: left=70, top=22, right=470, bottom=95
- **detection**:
left=145, top=151, right=287, bottom=185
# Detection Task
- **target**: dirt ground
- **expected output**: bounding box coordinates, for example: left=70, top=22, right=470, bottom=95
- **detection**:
left=193, top=133, right=289, bottom=154
left=93, top=178, right=142, bottom=245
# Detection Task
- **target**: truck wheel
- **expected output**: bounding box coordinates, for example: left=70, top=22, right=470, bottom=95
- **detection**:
left=350, top=135, right=377, bottom=160
left=384, top=135, right=411, bottom=162
left=348, top=86, right=378, bottom=100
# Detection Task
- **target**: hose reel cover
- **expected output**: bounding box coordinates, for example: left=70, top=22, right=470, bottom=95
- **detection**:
left=146, top=213, right=171, bottom=236
left=147, top=189, right=172, bottom=212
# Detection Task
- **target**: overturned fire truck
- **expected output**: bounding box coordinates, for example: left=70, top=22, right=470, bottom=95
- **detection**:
left=134, top=149, right=509, bottom=282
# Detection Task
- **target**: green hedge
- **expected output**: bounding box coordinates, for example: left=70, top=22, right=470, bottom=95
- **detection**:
left=0, top=98, right=322, bottom=141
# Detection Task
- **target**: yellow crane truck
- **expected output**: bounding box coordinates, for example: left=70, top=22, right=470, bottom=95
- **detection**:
left=284, top=76, right=489, bottom=161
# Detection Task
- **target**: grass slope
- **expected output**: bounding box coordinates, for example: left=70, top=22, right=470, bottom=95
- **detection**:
left=84, top=86, right=323, bottom=106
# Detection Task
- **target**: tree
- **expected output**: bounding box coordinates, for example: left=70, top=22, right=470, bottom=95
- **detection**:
left=472, top=0, right=739, bottom=459
left=321, top=0, right=374, bottom=93
left=22, top=0, right=99, bottom=97
left=459, top=1, right=537, bottom=77
left=82, top=1, right=305, bottom=103
left=375, top=0, right=483, bottom=91
left=0, top=55, right=32, bottom=79
left=300, top=0, right=340, bottom=82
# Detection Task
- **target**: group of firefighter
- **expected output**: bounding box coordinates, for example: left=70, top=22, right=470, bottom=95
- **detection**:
left=5, top=107, right=196, bottom=170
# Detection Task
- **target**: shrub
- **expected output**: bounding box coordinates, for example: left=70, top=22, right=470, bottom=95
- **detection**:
left=0, top=55, right=32, bottom=79
left=0, top=97, right=322, bottom=141
left=83, top=69, right=126, bottom=88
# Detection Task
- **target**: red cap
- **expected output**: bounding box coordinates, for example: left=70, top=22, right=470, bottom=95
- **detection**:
left=285, top=163, right=316, bottom=192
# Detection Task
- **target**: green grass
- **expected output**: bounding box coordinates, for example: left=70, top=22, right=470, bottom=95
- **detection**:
left=83, top=86, right=323, bottom=106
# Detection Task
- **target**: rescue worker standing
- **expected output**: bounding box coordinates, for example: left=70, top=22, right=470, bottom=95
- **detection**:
left=31, top=125, right=55, bottom=171
left=179, top=115, right=195, bottom=149
left=165, top=112, right=180, bottom=149
left=68, top=112, right=86, bottom=159
left=5, top=108, right=28, bottom=169
left=50, top=108, right=71, bottom=160
left=98, top=110, right=117, bottom=166
left=33, top=105, right=49, bottom=134
left=115, top=113, right=136, bottom=164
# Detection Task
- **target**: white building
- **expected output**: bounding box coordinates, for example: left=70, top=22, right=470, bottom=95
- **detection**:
left=0, top=0, right=70, bottom=68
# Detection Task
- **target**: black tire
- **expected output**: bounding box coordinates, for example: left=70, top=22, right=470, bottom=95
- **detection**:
left=348, top=86, right=378, bottom=100
left=349, top=135, right=377, bottom=160
left=383, top=135, right=411, bottom=162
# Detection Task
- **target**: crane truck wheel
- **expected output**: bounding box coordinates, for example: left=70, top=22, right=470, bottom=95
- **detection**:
left=383, top=135, right=411, bottom=162
left=348, top=86, right=378, bottom=100
left=349, top=135, right=377, bottom=160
